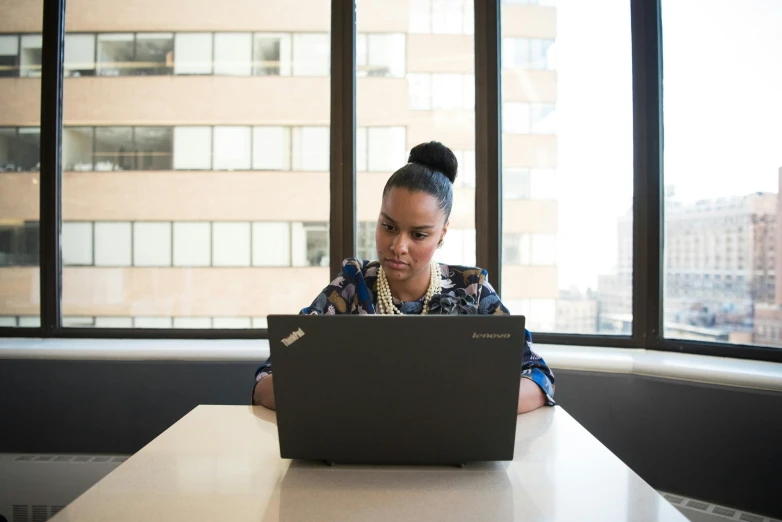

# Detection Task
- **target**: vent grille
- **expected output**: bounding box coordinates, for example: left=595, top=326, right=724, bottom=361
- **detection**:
left=686, top=500, right=710, bottom=511
left=12, top=505, right=28, bottom=522
left=713, top=507, right=737, bottom=518
left=659, top=491, right=781, bottom=522
left=30, top=506, right=47, bottom=522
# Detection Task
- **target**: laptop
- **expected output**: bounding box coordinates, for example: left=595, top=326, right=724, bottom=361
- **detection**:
left=267, top=314, right=525, bottom=465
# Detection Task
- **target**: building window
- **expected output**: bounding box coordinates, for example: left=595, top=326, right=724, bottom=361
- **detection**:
left=503, top=234, right=530, bottom=265
left=0, top=35, right=18, bottom=77
left=62, top=127, right=94, bottom=171
left=213, top=126, right=252, bottom=170
left=367, top=127, right=406, bottom=172
left=214, top=33, right=252, bottom=76
left=1, top=127, right=40, bottom=172
left=357, top=222, right=377, bottom=261
left=253, top=127, right=291, bottom=170
left=173, top=222, right=211, bottom=266
left=133, top=222, right=172, bottom=267
left=174, top=33, right=213, bottom=75
left=504, top=169, right=531, bottom=199
left=212, top=222, right=251, bottom=267
left=408, top=73, right=474, bottom=110
left=357, top=33, right=406, bottom=78
left=252, top=222, right=291, bottom=266
left=64, top=34, right=96, bottom=77
left=96, top=33, right=134, bottom=76
left=19, top=34, right=42, bottom=77
left=95, top=127, right=134, bottom=171
left=17, top=128, right=40, bottom=171
left=134, top=33, right=174, bottom=75
left=62, top=222, right=93, bottom=266
left=503, top=38, right=554, bottom=70
left=134, top=127, right=173, bottom=170
left=410, top=0, right=474, bottom=35
left=503, top=103, right=556, bottom=134
left=292, top=222, right=329, bottom=267
left=174, top=317, right=212, bottom=329
left=253, top=33, right=292, bottom=76
left=94, top=222, right=132, bottom=266
left=292, top=33, right=330, bottom=76
left=0, top=221, right=39, bottom=266
left=174, top=127, right=212, bottom=170
left=292, top=127, right=329, bottom=171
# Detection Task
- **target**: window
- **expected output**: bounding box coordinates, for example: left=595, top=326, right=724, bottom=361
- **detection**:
left=359, top=0, right=476, bottom=267
left=357, top=34, right=406, bottom=78
left=96, top=33, right=134, bottom=76
left=17, top=128, right=40, bottom=171
left=95, top=127, right=133, bottom=171
left=94, top=222, right=132, bottom=266
left=172, top=222, right=211, bottom=267
left=292, top=127, right=329, bottom=171
left=293, top=222, right=329, bottom=267
left=19, top=34, right=42, bottom=77
left=410, top=0, right=474, bottom=35
left=367, top=127, right=406, bottom=172
left=253, top=33, right=292, bottom=76
left=1, top=127, right=41, bottom=172
left=213, top=127, right=251, bottom=170
left=214, top=33, right=252, bottom=76
left=0, top=222, right=39, bottom=266
left=62, top=127, right=94, bottom=171
left=0, top=35, right=18, bottom=77
left=174, top=33, right=213, bottom=75
left=252, top=223, right=291, bottom=266
left=62, top=222, right=93, bottom=266
left=662, top=0, right=781, bottom=348
left=56, top=1, right=330, bottom=329
left=174, top=127, right=212, bottom=170
left=501, top=0, right=632, bottom=333
left=292, top=34, right=329, bottom=76
left=133, top=222, right=172, bottom=267
left=0, top=16, right=40, bottom=329
left=64, top=34, right=96, bottom=77
left=212, top=222, right=251, bottom=267
left=503, top=38, right=554, bottom=70
left=253, top=127, right=291, bottom=170
left=134, top=33, right=174, bottom=75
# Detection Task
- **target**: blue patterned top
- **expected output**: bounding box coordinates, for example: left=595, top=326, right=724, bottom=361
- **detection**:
left=255, top=258, right=556, bottom=405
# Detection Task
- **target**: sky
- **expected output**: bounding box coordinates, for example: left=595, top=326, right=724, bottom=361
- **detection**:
left=551, top=0, right=782, bottom=291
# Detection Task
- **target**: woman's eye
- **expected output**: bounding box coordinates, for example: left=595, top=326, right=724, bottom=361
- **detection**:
left=413, top=233, right=428, bottom=240
left=382, top=224, right=395, bottom=232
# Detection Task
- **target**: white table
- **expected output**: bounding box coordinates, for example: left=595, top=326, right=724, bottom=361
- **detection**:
left=50, top=405, right=687, bottom=521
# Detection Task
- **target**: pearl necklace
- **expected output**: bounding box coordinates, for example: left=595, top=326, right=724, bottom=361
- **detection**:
left=376, top=260, right=442, bottom=315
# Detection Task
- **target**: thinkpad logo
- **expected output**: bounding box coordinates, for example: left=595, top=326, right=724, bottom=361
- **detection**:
left=281, top=328, right=306, bottom=347
left=472, top=333, right=511, bottom=339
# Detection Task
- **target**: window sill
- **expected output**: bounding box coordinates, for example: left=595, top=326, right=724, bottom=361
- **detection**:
left=0, top=338, right=780, bottom=392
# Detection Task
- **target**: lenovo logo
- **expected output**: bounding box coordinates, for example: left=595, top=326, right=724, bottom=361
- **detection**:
left=472, top=333, right=511, bottom=339
left=281, top=328, right=305, bottom=347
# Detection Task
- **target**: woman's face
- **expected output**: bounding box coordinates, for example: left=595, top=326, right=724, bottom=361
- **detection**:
left=376, top=187, right=449, bottom=282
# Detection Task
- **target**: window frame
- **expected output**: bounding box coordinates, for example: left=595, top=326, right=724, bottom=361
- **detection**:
left=4, top=0, right=781, bottom=363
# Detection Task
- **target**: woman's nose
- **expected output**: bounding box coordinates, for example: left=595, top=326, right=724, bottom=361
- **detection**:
left=391, top=236, right=408, bottom=255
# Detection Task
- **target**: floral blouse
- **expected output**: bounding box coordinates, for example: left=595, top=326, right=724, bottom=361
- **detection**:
left=255, top=258, right=556, bottom=405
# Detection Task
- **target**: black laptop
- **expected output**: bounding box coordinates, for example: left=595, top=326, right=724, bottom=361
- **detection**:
left=267, top=314, right=524, bottom=465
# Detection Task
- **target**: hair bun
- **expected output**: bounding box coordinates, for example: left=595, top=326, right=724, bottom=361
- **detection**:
left=408, top=141, right=458, bottom=184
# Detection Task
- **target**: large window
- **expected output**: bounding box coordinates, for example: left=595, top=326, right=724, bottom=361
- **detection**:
left=58, top=0, right=331, bottom=329
left=661, top=0, right=781, bottom=348
left=500, top=0, right=632, bottom=333
left=0, top=16, right=41, bottom=328
left=357, top=0, right=476, bottom=268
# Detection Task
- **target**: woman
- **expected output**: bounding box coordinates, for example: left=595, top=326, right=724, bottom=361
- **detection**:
left=253, top=141, right=555, bottom=413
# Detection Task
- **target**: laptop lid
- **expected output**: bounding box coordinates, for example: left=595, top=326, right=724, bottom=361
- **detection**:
left=268, top=314, right=525, bottom=465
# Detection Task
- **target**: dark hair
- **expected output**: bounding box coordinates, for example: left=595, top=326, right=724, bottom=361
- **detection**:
left=382, top=141, right=458, bottom=219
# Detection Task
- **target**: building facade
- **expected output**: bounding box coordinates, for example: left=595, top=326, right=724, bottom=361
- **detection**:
left=0, top=0, right=560, bottom=328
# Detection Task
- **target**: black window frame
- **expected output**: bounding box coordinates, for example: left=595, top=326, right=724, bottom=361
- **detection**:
left=1, top=0, right=780, bottom=363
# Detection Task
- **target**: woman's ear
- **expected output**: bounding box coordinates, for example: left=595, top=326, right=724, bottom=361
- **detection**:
left=439, top=220, right=450, bottom=244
